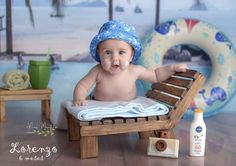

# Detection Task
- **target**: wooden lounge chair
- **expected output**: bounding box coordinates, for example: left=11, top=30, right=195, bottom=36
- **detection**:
left=66, top=69, right=205, bottom=158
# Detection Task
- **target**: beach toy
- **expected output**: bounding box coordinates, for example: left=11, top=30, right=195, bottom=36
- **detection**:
left=138, top=18, right=236, bottom=118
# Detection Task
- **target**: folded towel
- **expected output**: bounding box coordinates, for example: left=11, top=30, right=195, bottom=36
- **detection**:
left=2, top=70, right=30, bottom=90
left=61, top=96, right=169, bottom=121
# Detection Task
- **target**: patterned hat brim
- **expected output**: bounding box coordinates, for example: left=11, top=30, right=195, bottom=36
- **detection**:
left=90, top=31, right=142, bottom=63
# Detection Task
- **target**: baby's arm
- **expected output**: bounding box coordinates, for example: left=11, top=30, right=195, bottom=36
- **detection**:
left=154, top=63, right=188, bottom=82
left=136, top=63, right=188, bottom=83
left=73, top=65, right=99, bottom=106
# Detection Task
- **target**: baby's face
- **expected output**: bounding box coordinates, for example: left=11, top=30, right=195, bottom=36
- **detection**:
left=97, top=39, right=134, bottom=74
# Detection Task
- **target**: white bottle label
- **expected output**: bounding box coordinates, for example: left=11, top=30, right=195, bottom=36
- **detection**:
left=190, top=122, right=206, bottom=156
left=193, top=126, right=204, bottom=154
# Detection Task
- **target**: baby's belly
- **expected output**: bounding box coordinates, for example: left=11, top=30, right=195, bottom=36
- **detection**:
left=93, top=88, right=137, bottom=101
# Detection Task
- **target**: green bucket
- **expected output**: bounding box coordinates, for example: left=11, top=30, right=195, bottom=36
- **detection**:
left=28, top=60, right=51, bottom=89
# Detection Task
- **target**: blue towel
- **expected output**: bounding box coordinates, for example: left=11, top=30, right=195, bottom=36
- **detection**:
left=61, top=96, right=169, bottom=121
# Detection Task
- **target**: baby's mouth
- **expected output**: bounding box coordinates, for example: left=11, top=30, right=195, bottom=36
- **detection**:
left=111, top=64, right=120, bottom=70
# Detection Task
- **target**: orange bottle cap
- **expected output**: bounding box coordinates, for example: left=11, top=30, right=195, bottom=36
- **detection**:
left=195, top=109, right=204, bottom=113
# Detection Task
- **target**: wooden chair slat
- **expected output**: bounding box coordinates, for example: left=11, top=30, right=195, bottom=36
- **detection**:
left=163, top=77, right=193, bottom=88
left=91, top=121, right=103, bottom=125
left=125, top=118, right=136, bottom=123
left=147, top=116, right=157, bottom=121
left=146, top=90, right=180, bottom=107
left=137, top=117, right=146, bottom=122
left=80, top=121, right=90, bottom=126
left=102, top=119, right=113, bottom=125
left=152, top=82, right=187, bottom=97
left=157, top=115, right=169, bottom=120
left=113, top=118, right=125, bottom=124
left=174, top=70, right=199, bottom=79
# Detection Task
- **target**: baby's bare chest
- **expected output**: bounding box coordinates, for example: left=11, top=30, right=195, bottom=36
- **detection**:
left=98, top=76, right=136, bottom=90
left=95, top=74, right=137, bottom=98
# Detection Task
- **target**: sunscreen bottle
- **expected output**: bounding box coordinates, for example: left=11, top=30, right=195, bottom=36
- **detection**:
left=189, top=109, right=206, bottom=156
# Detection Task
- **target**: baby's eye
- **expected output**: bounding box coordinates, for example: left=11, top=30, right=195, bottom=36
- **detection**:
left=105, top=50, right=112, bottom=55
left=119, top=50, right=126, bottom=55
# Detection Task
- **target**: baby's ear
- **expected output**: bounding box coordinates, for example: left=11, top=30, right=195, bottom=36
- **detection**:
left=129, top=56, right=133, bottom=63
left=130, top=49, right=135, bottom=62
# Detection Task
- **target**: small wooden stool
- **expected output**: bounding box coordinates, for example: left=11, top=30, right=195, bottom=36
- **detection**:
left=0, top=88, right=53, bottom=122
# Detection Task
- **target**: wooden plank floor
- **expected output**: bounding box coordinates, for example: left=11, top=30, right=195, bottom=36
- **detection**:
left=0, top=105, right=236, bottom=166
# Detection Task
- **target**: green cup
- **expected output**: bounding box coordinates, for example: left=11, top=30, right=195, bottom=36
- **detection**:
left=28, top=60, right=51, bottom=89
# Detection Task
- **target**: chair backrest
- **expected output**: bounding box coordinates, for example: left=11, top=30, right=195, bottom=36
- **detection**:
left=146, top=69, right=205, bottom=128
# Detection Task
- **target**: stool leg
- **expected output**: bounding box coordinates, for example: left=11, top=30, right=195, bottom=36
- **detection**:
left=41, top=100, right=51, bottom=120
left=80, top=136, right=98, bottom=158
left=67, top=112, right=80, bottom=141
left=0, top=101, right=5, bottom=122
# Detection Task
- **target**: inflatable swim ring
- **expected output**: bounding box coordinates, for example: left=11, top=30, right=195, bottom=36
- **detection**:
left=138, top=18, right=236, bottom=118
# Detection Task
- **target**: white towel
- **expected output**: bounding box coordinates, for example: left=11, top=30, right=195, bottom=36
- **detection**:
left=60, top=96, right=169, bottom=122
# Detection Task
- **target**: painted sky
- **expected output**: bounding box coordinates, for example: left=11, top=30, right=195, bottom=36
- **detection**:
left=160, top=0, right=235, bottom=10
left=66, top=0, right=236, bottom=10
left=0, top=0, right=235, bottom=11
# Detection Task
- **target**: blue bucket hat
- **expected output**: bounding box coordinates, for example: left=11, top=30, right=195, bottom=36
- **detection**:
left=90, top=20, right=142, bottom=63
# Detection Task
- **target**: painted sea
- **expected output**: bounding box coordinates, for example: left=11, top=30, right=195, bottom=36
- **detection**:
left=0, top=5, right=155, bottom=61
left=0, top=1, right=236, bottom=61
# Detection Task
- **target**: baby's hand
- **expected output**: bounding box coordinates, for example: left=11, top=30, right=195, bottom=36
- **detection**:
left=172, top=63, right=188, bottom=72
left=72, top=99, right=87, bottom=107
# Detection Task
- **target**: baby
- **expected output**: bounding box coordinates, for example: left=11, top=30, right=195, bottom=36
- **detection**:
left=73, top=20, right=187, bottom=106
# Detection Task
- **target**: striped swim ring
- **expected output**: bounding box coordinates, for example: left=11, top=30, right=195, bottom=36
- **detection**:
left=138, top=18, right=236, bottom=118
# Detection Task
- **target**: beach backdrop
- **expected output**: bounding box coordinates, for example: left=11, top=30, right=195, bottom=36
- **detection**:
left=0, top=0, right=236, bottom=126
left=0, top=0, right=235, bottom=62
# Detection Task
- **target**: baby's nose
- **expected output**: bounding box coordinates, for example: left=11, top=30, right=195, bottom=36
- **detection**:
left=111, top=54, right=119, bottom=62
